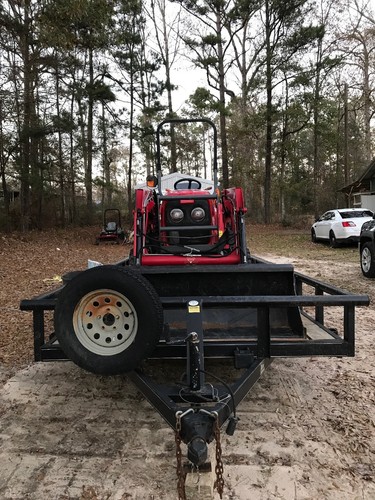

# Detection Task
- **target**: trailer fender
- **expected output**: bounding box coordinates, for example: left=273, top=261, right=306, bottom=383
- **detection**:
left=54, top=266, right=163, bottom=375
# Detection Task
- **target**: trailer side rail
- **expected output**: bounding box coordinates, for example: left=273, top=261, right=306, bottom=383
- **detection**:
left=20, top=269, right=369, bottom=363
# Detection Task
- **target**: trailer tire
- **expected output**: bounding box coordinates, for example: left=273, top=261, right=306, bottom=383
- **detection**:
left=54, top=265, right=163, bottom=375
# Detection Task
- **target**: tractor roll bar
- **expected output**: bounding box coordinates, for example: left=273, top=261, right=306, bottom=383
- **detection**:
left=156, top=118, right=218, bottom=191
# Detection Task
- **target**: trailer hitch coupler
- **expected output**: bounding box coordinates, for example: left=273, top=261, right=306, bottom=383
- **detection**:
left=187, top=436, right=208, bottom=466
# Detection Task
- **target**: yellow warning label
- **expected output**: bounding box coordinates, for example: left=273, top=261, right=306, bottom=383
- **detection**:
left=188, top=305, right=200, bottom=313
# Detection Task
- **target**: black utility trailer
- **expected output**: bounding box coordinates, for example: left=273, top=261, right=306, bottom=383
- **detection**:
left=20, top=119, right=369, bottom=499
left=20, top=258, right=368, bottom=498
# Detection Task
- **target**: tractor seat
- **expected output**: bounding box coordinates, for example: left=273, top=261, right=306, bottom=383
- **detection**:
left=105, top=221, right=117, bottom=232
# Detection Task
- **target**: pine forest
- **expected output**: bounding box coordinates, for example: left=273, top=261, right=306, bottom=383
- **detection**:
left=1, top=0, right=375, bottom=230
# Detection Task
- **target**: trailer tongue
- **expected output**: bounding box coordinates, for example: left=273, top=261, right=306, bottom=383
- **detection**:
left=20, top=119, right=369, bottom=499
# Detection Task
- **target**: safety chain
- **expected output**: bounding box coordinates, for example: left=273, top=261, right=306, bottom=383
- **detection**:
left=213, top=415, right=225, bottom=498
left=175, top=413, right=186, bottom=500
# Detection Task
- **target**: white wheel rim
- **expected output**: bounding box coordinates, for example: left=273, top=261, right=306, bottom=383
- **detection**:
left=73, top=289, right=138, bottom=356
left=362, top=247, right=371, bottom=273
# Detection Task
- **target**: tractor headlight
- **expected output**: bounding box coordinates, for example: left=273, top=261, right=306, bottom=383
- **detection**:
left=191, top=207, right=205, bottom=222
left=169, top=208, right=184, bottom=223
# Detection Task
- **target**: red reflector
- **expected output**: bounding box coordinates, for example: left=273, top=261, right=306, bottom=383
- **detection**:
left=180, top=200, right=195, bottom=204
left=342, top=221, right=356, bottom=227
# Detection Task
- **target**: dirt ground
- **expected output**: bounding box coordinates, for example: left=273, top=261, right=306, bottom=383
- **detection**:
left=0, top=226, right=374, bottom=499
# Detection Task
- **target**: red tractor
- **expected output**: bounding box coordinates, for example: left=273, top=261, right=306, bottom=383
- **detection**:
left=133, top=118, right=247, bottom=266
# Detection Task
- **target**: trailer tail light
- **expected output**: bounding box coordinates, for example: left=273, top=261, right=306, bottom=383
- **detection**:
left=342, top=221, right=356, bottom=227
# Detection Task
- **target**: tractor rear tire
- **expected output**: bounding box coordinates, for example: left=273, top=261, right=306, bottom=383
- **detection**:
left=54, top=265, right=163, bottom=375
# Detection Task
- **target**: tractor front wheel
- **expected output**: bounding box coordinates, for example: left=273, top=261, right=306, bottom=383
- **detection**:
left=54, top=266, right=163, bottom=375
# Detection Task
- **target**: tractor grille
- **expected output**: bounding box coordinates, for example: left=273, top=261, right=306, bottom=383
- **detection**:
left=163, top=199, right=212, bottom=245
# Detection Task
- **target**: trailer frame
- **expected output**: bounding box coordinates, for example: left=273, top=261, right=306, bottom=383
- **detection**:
left=20, top=257, right=369, bottom=498
left=20, top=259, right=368, bottom=419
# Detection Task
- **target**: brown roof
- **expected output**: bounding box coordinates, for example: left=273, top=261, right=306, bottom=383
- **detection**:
left=339, top=159, right=375, bottom=194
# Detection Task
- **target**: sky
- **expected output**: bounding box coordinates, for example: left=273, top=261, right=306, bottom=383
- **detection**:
left=171, top=63, right=207, bottom=111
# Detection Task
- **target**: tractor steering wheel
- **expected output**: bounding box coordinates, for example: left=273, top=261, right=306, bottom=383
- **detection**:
left=174, top=178, right=202, bottom=190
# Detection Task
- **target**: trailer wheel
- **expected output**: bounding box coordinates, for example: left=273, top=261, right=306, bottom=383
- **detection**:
left=54, top=266, right=163, bottom=375
left=361, top=243, right=375, bottom=278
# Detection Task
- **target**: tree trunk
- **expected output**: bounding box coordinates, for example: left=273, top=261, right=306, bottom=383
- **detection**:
left=343, top=83, right=349, bottom=188
left=264, top=0, right=272, bottom=224
left=313, top=38, right=322, bottom=219
left=216, top=10, right=229, bottom=188
left=152, top=0, right=177, bottom=172
left=69, top=84, right=77, bottom=224
left=101, top=104, right=111, bottom=207
left=56, top=65, right=65, bottom=226
left=128, top=55, right=134, bottom=219
left=86, top=44, right=94, bottom=222
left=0, top=99, right=11, bottom=229
left=162, top=8, right=177, bottom=172
left=20, top=0, right=32, bottom=231
left=363, top=43, right=372, bottom=162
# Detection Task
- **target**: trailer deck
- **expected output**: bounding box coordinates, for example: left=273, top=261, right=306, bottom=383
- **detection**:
left=21, top=259, right=367, bottom=363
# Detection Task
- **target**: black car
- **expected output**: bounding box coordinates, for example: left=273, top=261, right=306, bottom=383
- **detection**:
left=360, top=215, right=375, bottom=277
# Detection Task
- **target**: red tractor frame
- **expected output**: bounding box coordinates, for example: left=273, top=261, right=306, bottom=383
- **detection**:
left=133, top=118, right=247, bottom=266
